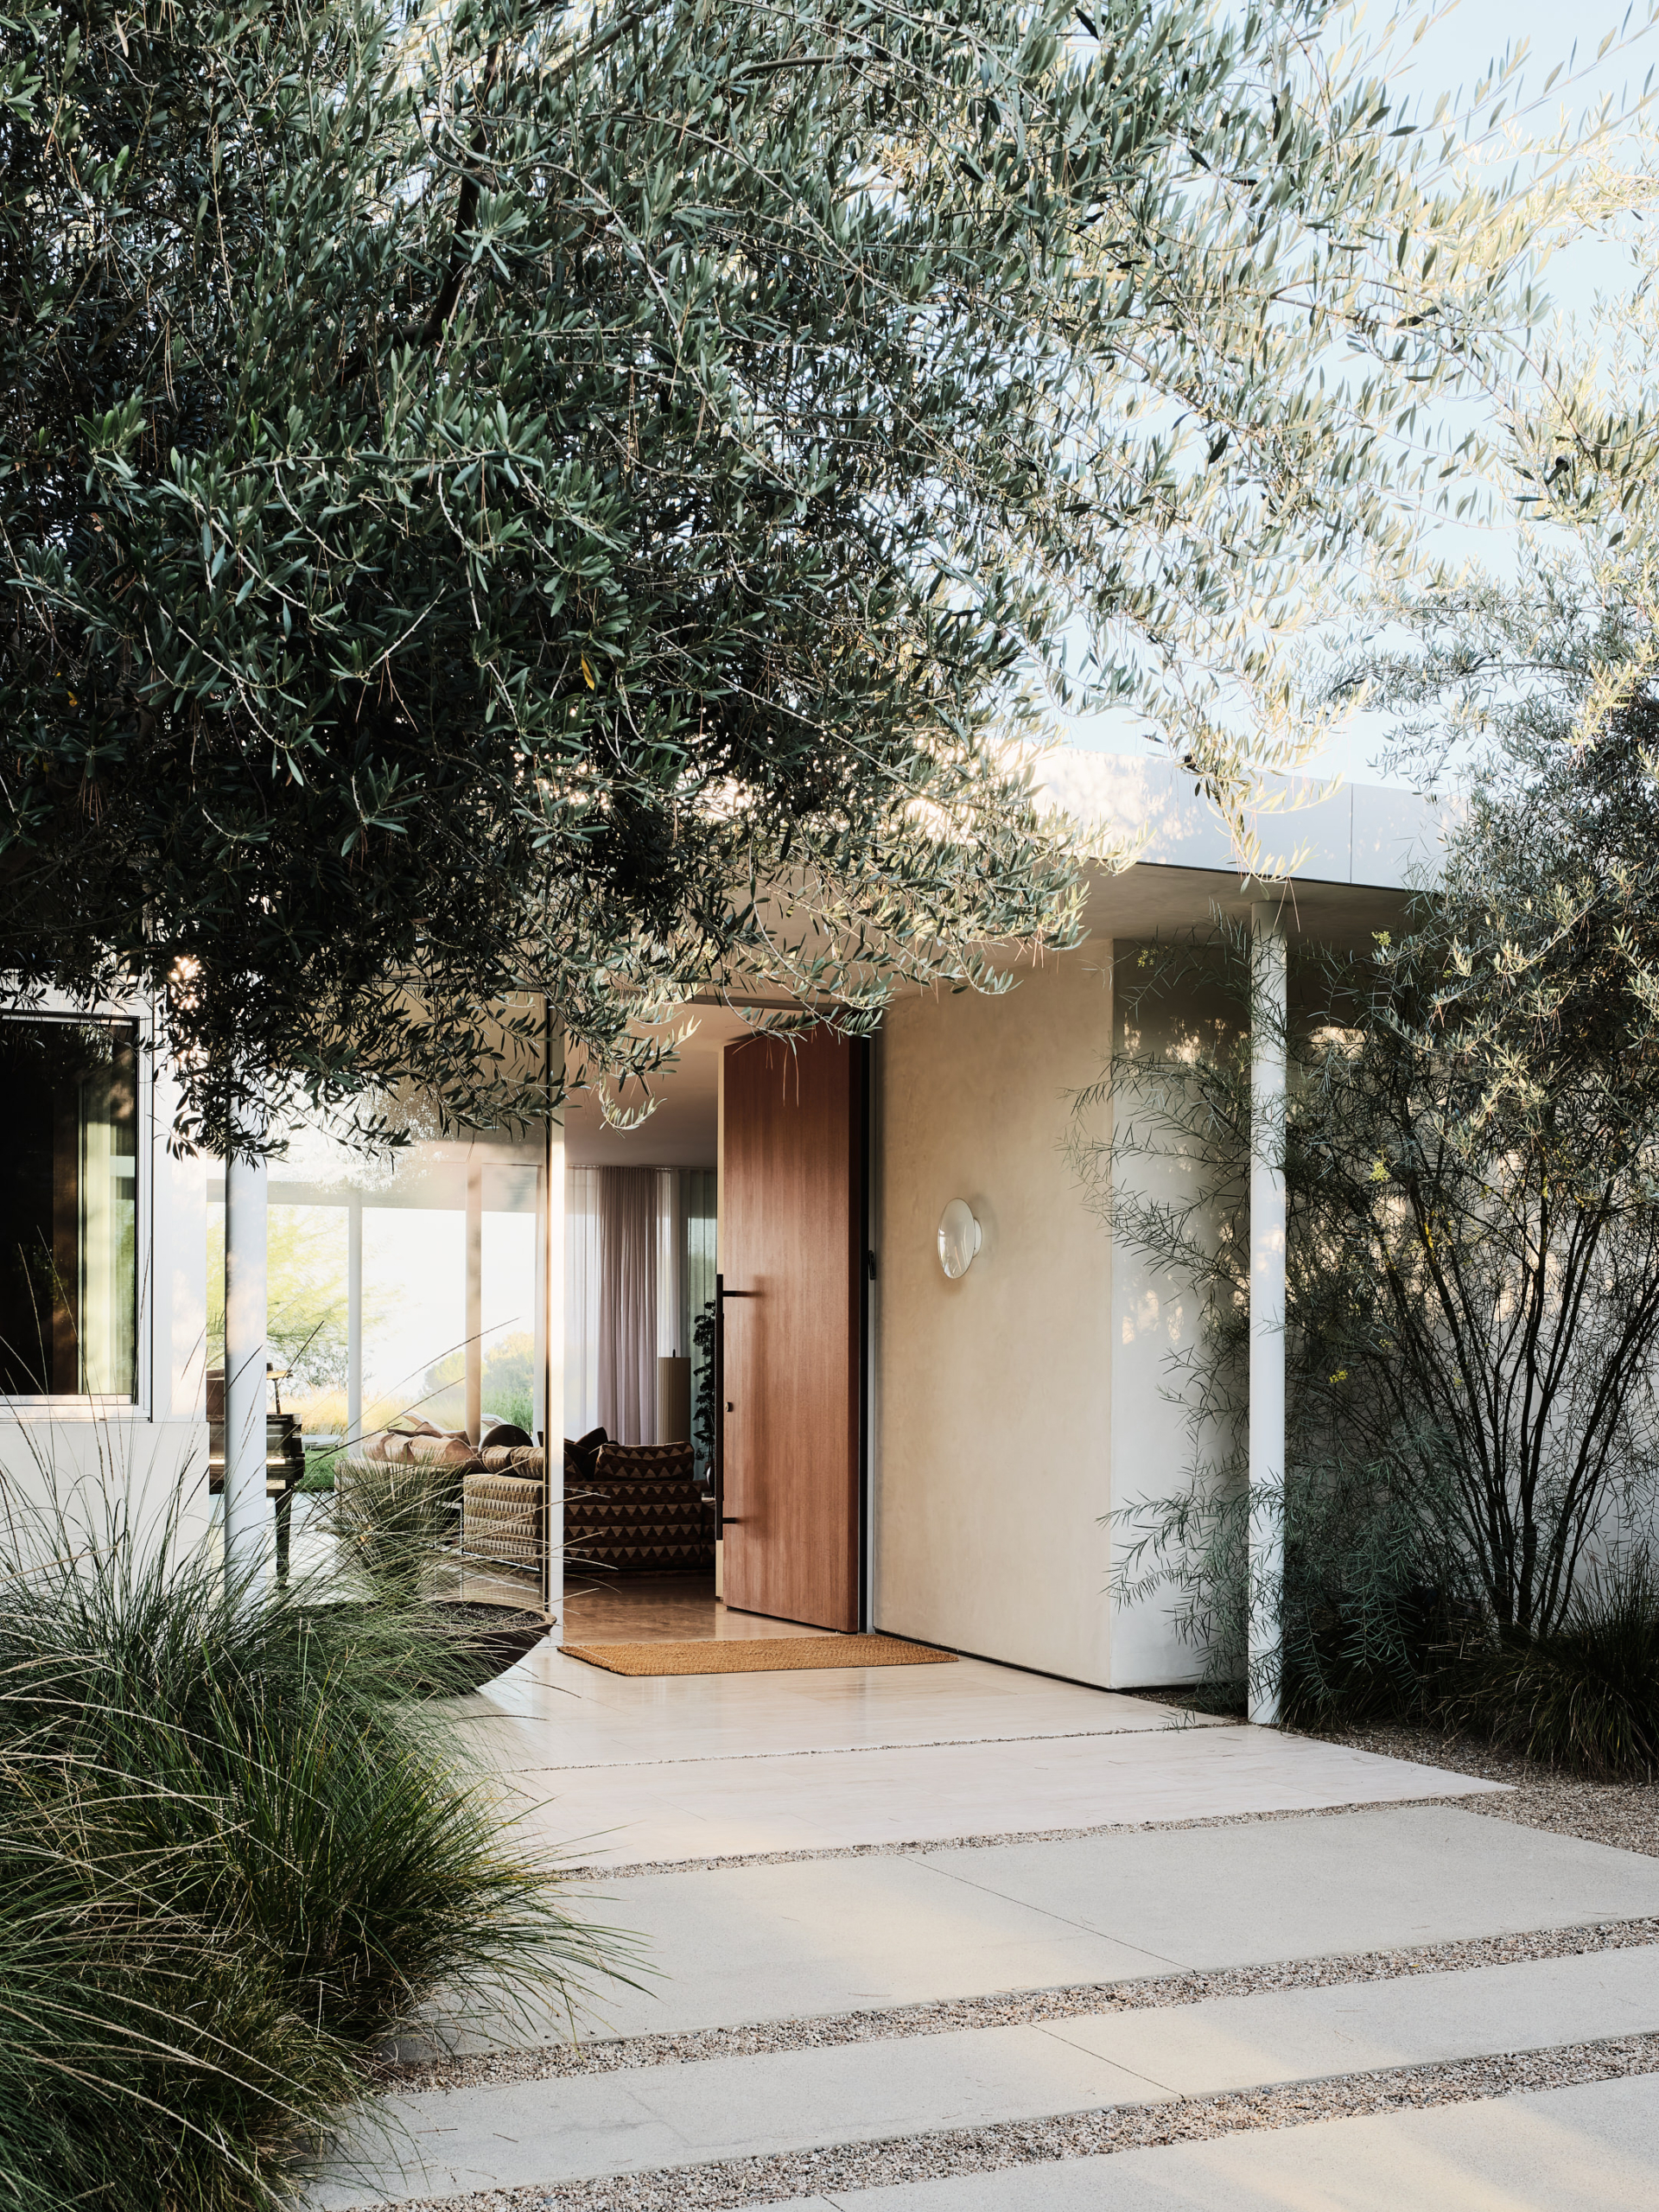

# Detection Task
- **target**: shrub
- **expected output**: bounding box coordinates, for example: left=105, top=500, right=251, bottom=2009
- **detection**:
left=1438, top=1557, right=1659, bottom=1779
left=0, top=1483, right=624, bottom=2209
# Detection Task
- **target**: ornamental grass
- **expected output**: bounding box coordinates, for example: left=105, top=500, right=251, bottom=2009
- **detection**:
left=0, top=1477, right=623, bottom=2209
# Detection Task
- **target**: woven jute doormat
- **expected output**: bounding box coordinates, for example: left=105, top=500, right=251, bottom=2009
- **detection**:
left=556, top=1635, right=957, bottom=1677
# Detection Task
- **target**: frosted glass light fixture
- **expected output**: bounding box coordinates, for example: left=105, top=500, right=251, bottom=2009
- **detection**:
left=938, top=1198, right=982, bottom=1280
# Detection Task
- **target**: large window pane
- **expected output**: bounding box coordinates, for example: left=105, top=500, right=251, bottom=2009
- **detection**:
left=483, top=1166, right=538, bottom=1434
left=0, top=1019, right=138, bottom=1397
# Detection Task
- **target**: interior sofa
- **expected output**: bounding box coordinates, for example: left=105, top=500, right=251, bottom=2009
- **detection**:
left=337, top=1419, right=714, bottom=1582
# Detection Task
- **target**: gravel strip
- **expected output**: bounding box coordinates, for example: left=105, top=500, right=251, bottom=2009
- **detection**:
left=385, top=1916, right=1659, bottom=2092
left=474, top=1720, right=1224, bottom=1777
left=1302, top=1722, right=1659, bottom=1860
left=358, top=2031, right=1659, bottom=2212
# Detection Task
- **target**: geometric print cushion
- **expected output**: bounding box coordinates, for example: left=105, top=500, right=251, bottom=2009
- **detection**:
left=593, top=1440, right=696, bottom=1484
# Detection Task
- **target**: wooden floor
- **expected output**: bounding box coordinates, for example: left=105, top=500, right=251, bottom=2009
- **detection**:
left=561, top=1569, right=825, bottom=1644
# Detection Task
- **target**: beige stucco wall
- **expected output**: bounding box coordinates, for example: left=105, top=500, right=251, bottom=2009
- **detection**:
left=1106, top=944, right=1236, bottom=1687
left=873, top=950, right=1117, bottom=1684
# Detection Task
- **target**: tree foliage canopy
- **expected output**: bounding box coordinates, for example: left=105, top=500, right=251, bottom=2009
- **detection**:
left=0, top=0, right=1533, bottom=1151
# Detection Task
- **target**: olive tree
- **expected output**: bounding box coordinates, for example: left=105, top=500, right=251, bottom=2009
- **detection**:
left=0, top=0, right=1541, bottom=1152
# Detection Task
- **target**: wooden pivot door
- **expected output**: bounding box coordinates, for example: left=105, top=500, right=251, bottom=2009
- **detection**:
left=720, top=1029, right=865, bottom=1630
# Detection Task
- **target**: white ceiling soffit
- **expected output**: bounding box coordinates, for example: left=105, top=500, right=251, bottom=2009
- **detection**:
left=1035, top=752, right=1443, bottom=891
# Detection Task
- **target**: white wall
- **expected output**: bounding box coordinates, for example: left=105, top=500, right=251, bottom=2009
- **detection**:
left=873, top=938, right=1251, bottom=1690
left=874, top=952, right=1116, bottom=1684
left=1106, top=944, right=1237, bottom=1687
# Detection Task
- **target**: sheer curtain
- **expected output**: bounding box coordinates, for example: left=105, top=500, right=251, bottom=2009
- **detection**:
left=656, top=1167, right=683, bottom=1359
left=564, top=1167, right=601, bottom=1436
left=596, top=1166, right=658, bottom=1444
left=563, top=1163, right=716, bottom=1449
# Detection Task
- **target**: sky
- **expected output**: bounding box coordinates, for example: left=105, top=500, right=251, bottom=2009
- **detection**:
left=1062, top=0, right=1659, bottom=789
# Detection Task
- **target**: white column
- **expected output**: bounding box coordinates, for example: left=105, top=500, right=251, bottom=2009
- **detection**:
left=543, top=1039, right=565, bottom=1626
left=532, top=1161, right=549, bottom=1443
left=465, top=1160, right=483, bottom=1445
left=1249, top=901, right=1287, bottom=1725
left=223, top=1111, right=270, bottom=1587
left=346, top=1194, right=363, bottom=1446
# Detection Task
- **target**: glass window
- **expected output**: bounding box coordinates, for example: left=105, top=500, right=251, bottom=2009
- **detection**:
left=0, top=1019, right=139, bottom=1397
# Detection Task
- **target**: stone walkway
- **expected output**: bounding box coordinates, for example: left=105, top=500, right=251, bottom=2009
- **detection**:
left=305, top=1621, right=1659, bottom=2209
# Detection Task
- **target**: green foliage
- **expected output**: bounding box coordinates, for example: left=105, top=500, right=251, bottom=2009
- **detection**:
left=423, top=1331, right=537, bottom=1433
left=479, top=1332, right=536, bottom=1433
left=329, top=1456, right=458, bottom=1606
left=0, top=0, right=1538, bottom=1153
left=692, top=1296, right=716, bottom=1478
left=0, top=1478, right=621, bottom=2206
left=207, top=1203, right=385, bottom=1389
left=300, top=1446, right=338, bottom=1491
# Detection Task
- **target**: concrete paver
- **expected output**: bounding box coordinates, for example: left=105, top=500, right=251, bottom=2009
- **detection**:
left=505, top=1724, right=1503, bottom=1868
left=470, top=1648, right=1198, bottom=1764
left=546, top=1853, right=1179, bottom=2044
left=775, top=2070, right=1659, bottom=2209
left=314, top=2024, right=1160, bottom=2205
left=919, top=1803, right=1659, bottom=1973
left=312, top=1945, right=1659, bottom=2204
left=315, top=1641, right=1659, bottom=2209
left=1046, top=1942, right=1659, bottom=2093
left=503, top=1802, right=1659, bottom=2044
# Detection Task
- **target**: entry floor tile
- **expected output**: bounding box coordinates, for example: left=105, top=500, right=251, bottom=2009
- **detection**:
left=783, top=2070, right=1659, bottom=2209
left=468, top=1649, right=1200, bottom=1766
left=504, top=1724, right=1503, bottom=1868
left=309, top=1947, right=1659, bottom=2206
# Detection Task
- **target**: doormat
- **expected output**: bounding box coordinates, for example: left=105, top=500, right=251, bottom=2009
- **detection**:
left=557, top=1635, right=957, bottom=1676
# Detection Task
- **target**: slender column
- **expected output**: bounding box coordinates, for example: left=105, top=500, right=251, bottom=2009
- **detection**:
left=1249, top=901, right=1288, bottom=1724
left=223, top=1109, right=270, bottom=1588
left=346, top=1195, right=363, bottom=1446
left=465, top=1160, right=483, bottom=1445
left=543, top=1014, right=565, bottom=1624
left=532, top=1161, right=549, bottom=1444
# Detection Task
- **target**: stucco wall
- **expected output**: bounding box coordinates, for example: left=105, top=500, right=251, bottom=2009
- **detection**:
left=1105, top=944, right=1238, bottom=1688
left=874, top=951, right=1116, bottom=1684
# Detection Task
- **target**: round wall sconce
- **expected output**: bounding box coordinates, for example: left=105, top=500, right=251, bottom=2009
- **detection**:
left=938, top=1198, right=982, bottom=1280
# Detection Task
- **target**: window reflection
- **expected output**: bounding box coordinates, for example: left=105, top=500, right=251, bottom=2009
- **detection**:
left=0, top=1019, right=139, bottom=1398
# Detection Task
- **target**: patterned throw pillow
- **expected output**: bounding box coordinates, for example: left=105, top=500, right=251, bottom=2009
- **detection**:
left=593, top=1441, right=696, bottom=1485
left=563, top=1426, right=608, bottom=1486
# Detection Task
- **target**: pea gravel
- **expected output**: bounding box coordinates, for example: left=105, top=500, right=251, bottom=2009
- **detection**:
left=384, top=1916, right=1659, bottom=2094
left=355, top=2031, right=1659, bottom=2212
left=1306, top=1720, right=1659, bottom=1859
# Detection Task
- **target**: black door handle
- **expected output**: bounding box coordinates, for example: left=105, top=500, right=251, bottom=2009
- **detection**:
left=715, top=1280, right=759, bottom=1536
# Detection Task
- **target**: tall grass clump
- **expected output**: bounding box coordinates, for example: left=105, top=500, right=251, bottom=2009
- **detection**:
left=0, top=1471, right=622, bottom=2209
left=1439, top=1556, right=1659, bottom=1780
